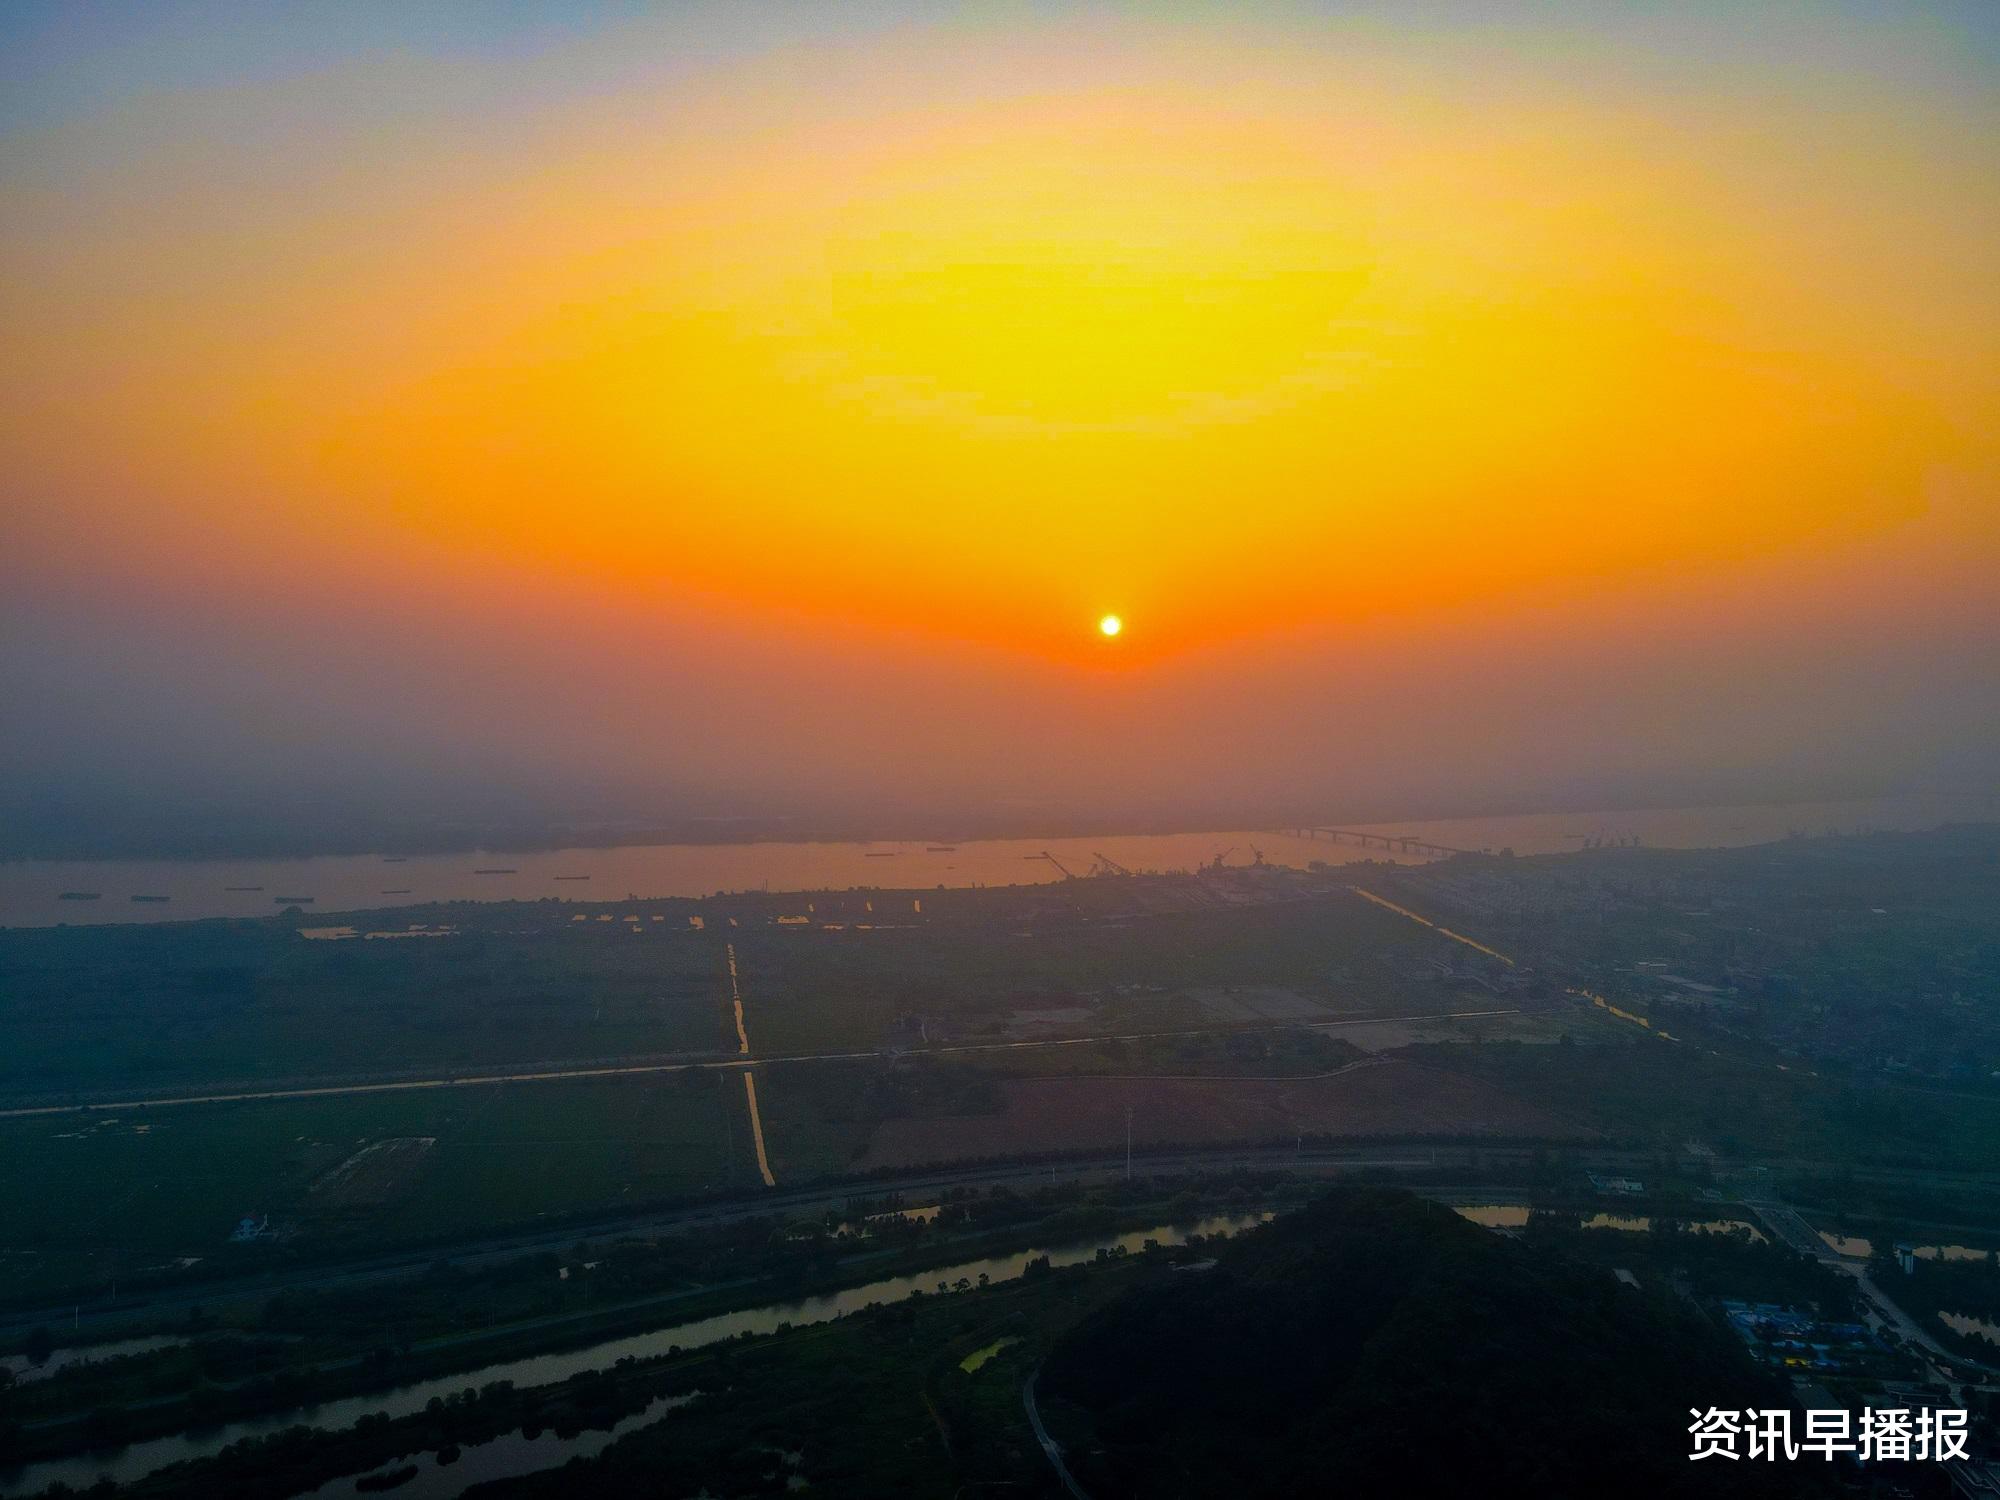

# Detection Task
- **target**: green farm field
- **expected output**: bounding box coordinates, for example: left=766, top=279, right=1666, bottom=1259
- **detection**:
left=0, top=1073, right=754, bottom=1301
left=732, top=889, right=1479, bottom=1055
left=0, top=910, right=739, bottom=1100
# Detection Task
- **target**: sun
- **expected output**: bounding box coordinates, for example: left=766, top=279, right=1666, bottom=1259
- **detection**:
left=1098, top=614, right=1123, bottom=638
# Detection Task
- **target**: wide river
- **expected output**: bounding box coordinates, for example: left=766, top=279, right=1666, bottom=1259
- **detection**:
left=0, top=794, right=1979, bottom=929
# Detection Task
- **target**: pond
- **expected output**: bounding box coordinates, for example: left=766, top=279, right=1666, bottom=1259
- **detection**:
left=1939, top=1313, right=2000, bottom=1349
left=1450, top=1205, right=1765, bottom=1242
left=1817, top=1233, right=1994, bottom=1262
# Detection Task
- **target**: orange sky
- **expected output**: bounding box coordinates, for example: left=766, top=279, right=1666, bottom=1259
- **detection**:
left=2, top=4, right=1996, bottom=835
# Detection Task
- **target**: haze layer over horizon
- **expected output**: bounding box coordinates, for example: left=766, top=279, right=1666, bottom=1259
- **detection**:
left=3, top=2, right=1995, bottom=851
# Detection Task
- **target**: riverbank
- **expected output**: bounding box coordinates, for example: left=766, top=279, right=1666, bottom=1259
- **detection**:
left=2, top=1208, right=1266, bottom=1496
left=4, top=794, right=1970, bottom=928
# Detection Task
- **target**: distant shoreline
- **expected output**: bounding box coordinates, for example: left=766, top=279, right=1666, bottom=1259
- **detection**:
left=0, top=796, right=1983, bottom=931
left=0, top=788, right=1951, bottom=866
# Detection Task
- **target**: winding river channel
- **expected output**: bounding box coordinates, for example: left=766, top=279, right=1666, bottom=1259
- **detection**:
left=2, top=1214, right=1270, bottom=1497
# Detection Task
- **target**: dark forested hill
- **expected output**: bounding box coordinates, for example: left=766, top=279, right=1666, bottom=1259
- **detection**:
left=1040, top=1186, right=1826, bottom=1498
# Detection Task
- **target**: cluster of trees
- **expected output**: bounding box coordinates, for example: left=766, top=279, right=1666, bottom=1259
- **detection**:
left=1041, top=1184, right=1829, bottom=1497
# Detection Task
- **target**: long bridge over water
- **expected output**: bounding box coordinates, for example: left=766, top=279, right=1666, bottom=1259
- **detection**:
left=1283, top=827, right=1478, bottom=859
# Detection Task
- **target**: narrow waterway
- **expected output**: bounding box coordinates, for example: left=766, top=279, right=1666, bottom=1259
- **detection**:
left=290, top=1392, right=701, bottom=1500
left=1, top=1214, right=1269, bottom=1497
left=1817, top=1232, right=1995, bottom=1262
left=1450, top=1203, right=1767, bottom=1241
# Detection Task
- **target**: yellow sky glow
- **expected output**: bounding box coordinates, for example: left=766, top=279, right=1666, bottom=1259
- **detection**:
left=4, top=24, right=1995, bottom=674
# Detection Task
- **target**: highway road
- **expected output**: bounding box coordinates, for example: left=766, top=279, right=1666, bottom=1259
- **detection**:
left=0, top=1141, right=1542, bottom=1339
left=1738, top=1190, right=1996, bottom=1388
left=0, top=1008, right=1519, bottom=1119
left=18, top=1142, right=2000, bottom=1343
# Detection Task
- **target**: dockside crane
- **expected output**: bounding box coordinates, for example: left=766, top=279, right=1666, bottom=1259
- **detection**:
left=1031, top=850, right=1078, bottom=879
left=1091, top=851, right=1135, bottom=877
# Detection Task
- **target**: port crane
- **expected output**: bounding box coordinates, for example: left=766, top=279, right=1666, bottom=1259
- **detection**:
left=1091, top=852, right=1135, bottom=877
left=1208, top=847, right=1236, bottom=870
left=1030, top=850, right=1078, bottom=879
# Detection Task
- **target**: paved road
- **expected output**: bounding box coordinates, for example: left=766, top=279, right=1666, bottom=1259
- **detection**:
left=1025, top=1369, right=1092, bottom=1500
left=1739, top=1192, right=1993, bottom=1387
left=1736, top=1195, right=1827, bottom=1259
left=20, top=1144, right=1994, bottom=1343
left=18, top=1135, right=1999, bottom=1353
left=0, top=1142, right=1542, bottom=1339
left=0, top=1009, right=1519, bottom=1119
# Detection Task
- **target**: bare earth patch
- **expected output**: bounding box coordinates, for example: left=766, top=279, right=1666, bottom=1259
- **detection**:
left=856, top=1060, right=1588, bottom=1170
left=311, top=1136, right=437, bottom=1209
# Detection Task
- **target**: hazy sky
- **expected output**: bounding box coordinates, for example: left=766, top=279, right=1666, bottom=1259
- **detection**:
left=3, top=2, right=1996, bottom=846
